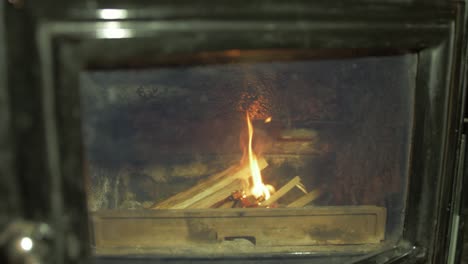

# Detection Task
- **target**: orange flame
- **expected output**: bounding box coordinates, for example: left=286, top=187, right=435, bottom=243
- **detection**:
left=246, top=112, right=272, bottom=200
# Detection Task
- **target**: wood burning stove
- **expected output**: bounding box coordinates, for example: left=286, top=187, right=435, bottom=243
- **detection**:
left=1, top=0, right=467, bottom=264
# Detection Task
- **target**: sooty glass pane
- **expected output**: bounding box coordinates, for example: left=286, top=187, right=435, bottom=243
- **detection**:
left=80, top=53, right=416, bottom=257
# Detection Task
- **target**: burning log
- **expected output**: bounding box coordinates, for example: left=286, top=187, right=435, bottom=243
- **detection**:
left=210, top=190, right=252, bottom=208
left=151, top=157, right=268, bottom=209
left=262, top=176, right=304, bottom=207
left=188, top=178, right=248, bottom=209
left=217, top=200, right=236, bottom=208
left=287, top=189, right=322, bottom=207
left=210, top=190, right=259, bottom=208
left=233, top=192, right=261, bottom=208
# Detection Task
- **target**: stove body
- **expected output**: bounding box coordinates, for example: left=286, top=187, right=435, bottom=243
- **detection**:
left=1, top=1, right=467, bottom=264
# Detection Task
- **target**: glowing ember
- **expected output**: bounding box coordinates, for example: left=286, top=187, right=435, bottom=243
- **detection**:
left=246, top=112, right=273, bottom=200
left=264, top=116, right=272, bottom=123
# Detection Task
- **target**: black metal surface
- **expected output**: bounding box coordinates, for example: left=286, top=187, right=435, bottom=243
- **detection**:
left=0, top=2, right=21, bottom=263
left=4, top=1, right=50, bottom=221
left=463, top=120, right=468, bottom=264
left=2, top=0, right=467, bottom=263
left=22, top=0, right=456, bottom=21
left=0, top=0, right=21, bottom=229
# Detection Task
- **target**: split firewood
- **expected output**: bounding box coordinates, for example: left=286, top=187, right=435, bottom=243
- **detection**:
left=214, top=190, right=259, bottom=208
left=217, top=200, right=236, bottom=208
left=151, top=157, right=268, bottom=209
left=214, top=190, right=246, bottom=208
left=188, top=178, right=248, bottom=209
left=287, top=189, right=322, bottom=207
left=237, top=194, right=261, bottom=208
left=262, top=176, right=303, bottom=207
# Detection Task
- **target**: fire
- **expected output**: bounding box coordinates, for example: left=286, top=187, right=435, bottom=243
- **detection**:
left=246, top=112, right=272, bottom=200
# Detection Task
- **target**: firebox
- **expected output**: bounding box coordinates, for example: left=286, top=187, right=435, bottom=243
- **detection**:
left=82, top=52, right=414, bottom=256
left=3, top=0, right=467, bottom=264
